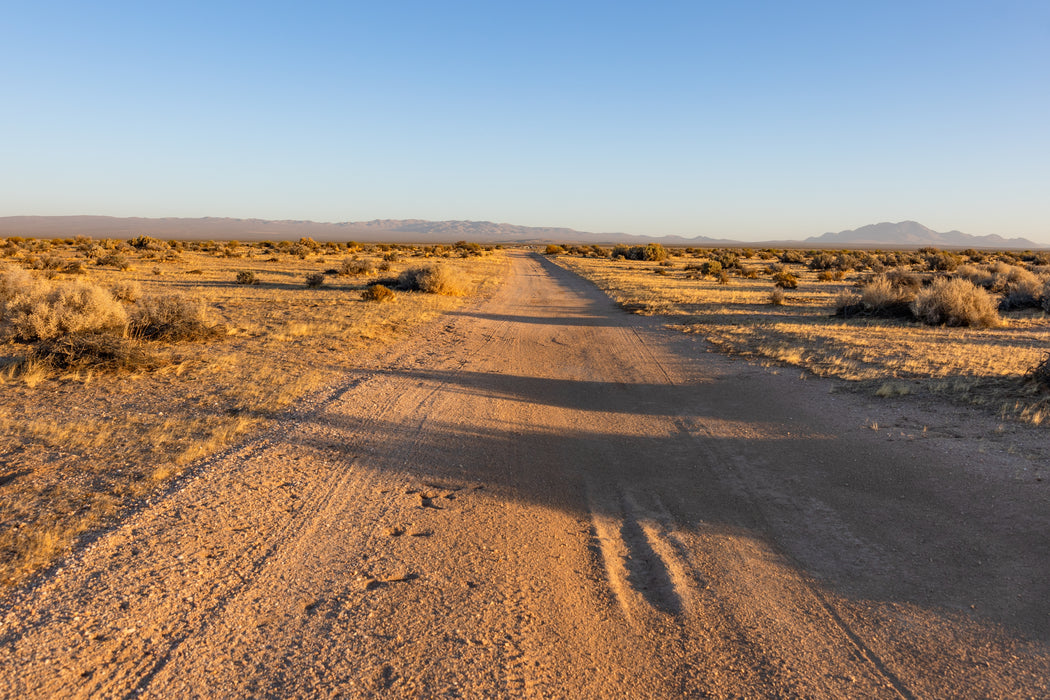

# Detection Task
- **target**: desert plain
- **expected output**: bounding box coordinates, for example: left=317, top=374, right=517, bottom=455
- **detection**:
left=0, top=237, right=1048, bottom=697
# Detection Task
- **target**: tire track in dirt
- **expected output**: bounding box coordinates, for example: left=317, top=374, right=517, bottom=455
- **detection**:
left=0, top=251, right=1047, bottom=698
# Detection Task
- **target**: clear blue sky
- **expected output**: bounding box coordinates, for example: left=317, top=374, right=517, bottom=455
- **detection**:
left=3, top=1, right=1048, bottom=241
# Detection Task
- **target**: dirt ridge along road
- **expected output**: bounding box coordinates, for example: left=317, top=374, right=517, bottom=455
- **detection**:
left=1, top=250, right=1047, bottom=698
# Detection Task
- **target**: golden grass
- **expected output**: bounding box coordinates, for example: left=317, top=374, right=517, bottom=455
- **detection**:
left=555, top=253, right=1050, bottom=423
left=0, top=239, right=507, bottom=587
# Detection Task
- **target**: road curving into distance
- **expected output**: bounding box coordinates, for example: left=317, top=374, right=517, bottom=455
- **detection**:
left=1, top=251, right=1047, bottom=698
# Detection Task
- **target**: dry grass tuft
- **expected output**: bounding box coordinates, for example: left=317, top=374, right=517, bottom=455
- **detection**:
left=838, top=275, right=916, bottom=318
left=2, top=274, right=129, bottom=341
left=130, top=294, right=226, bottom=341
left=362, top=284, right=396, bottom=302
left=110, top=279, right=143, bottom=302
left=397, top=265, right=466, bottom=295
left=911, top=278, right=1000, bottom=328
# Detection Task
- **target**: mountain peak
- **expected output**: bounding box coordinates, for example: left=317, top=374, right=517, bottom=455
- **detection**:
left=806, top=221, right=1039, bottom=249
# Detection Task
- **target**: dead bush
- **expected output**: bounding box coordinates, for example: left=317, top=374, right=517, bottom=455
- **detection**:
left=96, top=252, right=130, bottom=270
left=769, top=289, right=786, bottom=306
left=859, top=276, right=915, bottom=317
left=955, top=263, right=993, bottom=288
left=109, top=280, right=143, bottom=302
left=0, top=266, right=41, bottom=304
left=995, top=267, right=1044, bottom=310
left=130, top=294, right=225, bottom=341
left=397, top=265, right=466, bottom=295
left=362, top=284, right=396, bottom=302
left=1027, top=352, right=1050, bottom=391
left=3, top=277, right=129, bottom=341
left=304, top=273, right=326, bottom=288
left=235, top=270, right=259, bottom=285
left=911, top=278, right=1000, bottom=328
left=25, top=333, right=164, bottom=373
left=340, top=258, right=374, bottom=276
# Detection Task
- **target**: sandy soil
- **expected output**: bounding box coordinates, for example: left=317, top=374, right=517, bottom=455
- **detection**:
left=1, top=251, right=1047, bottom=698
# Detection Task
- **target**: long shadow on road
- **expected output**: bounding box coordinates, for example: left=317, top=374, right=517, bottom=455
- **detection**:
left=301, top=364, right=1050, bottom=646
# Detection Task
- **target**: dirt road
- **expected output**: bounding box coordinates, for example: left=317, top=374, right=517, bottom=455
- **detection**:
left=2, top=252, right=1048, bottom=698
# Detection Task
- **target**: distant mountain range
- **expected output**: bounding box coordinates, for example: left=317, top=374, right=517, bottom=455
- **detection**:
left=0, top=216, right=1043, bottom=249
left=805, top=221, right=1040, bottom=249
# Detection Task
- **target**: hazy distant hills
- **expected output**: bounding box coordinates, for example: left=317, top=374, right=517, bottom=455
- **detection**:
left=0, top=216, right=1043, bottom=249
left=806, top=221, right=1040, bottom=249
left=0, top=216, right=737, bottom=246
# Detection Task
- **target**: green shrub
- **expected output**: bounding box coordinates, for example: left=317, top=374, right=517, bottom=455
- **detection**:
left=772, top=271, right=799, bottom=289
left=610, top=243, right=668, bottom=262
left=129, top=235, right=165, bottom=251
left=923, top=249, right=961, bottom=272
left=700, top=260, right=722, bottom=277
left=544, top=244, right=565, bottom=255
left=911, top=278, right=1000, bottom=328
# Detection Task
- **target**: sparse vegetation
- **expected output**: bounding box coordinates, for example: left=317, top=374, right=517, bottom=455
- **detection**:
left=0, top=237, right=506, bottom=589
left=552, top=245, right=1049, bottom=428
left=236, top=270, right=259, bottom=285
